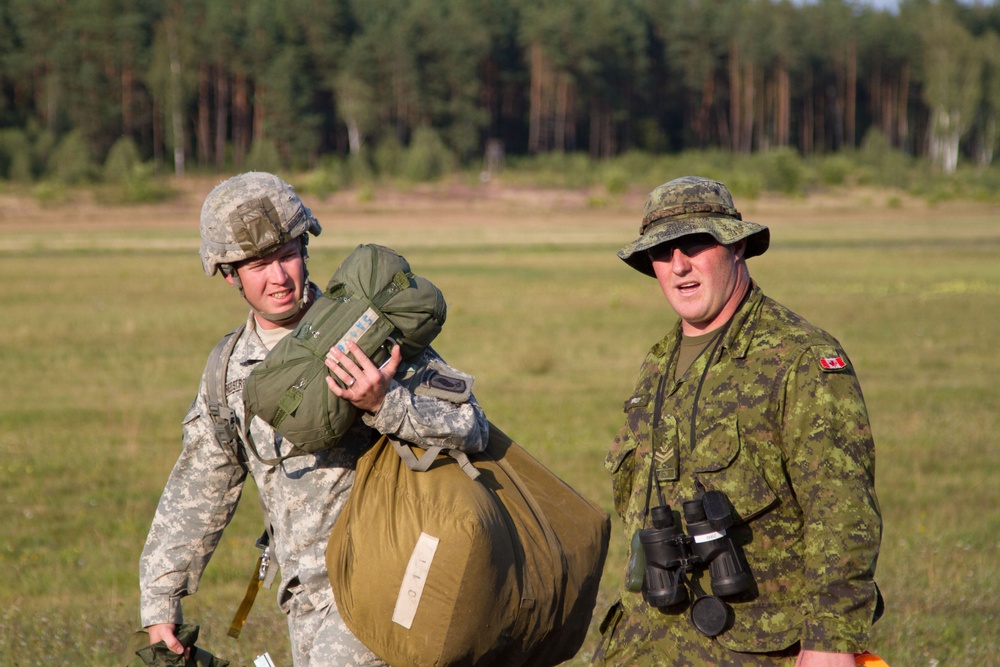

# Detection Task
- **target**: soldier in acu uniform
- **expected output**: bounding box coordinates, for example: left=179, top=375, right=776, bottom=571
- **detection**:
left=594, top=177, right=883, bottom=666
left=139, top=172, right=488, bottom=667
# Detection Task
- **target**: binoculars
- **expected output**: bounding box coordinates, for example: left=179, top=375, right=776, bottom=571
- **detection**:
left=628, top=490, right=754, bottom=637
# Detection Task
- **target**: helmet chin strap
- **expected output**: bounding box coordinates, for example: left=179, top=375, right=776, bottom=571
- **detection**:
left=256, top=289, right=310, bottom=325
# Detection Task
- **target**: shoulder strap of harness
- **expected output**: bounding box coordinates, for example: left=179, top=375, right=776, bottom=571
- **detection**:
left=204, top=323, right=279, bottom=635
left=206, top=323, right=247, bottom=468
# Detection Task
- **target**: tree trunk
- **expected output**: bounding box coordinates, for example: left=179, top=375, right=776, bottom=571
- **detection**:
left=44, top=66, right=58, bottom=131
left=897, top=62, right=910, bottom=151
left=830, top=78, right=844, bottom=150
left=977, top=115, right=995, bottom=166
left=846, top=41, right=857, bottom=148
left=565, top=80, right=576, bottom=152
left=801, top=69, right=813, bottom=156
left=345, top=116, right=363, bottom=155
left=870, top=56, right=882, bottom=136
left=776, top=60, right=790, bottom=147
left=729, top=39, right=742, bottom=153
left=215, top=67, right=228, bottom=170
left=696, top=76, right=714, bottom=147
left=122, top=65, right=134, bottom=138
left=742, top=60, right=754, bottom=154
left=816, top=88, right=826, bottom=152
left=555, top=71, right=568, bottom=152
left=529, top=42, right=544, bottom=153
left=152, top=97, right=163, bottom=169
left=589, top=98, right=600, bottom=158
left=253, top=86, right=266, bottom=146
left=166, top=18, right=185, bottom=177
left=197, top=63, right=210, bottom=167
left=233, top=72, right=249, bottom=167
left=754, top=66, right=767, bottom=151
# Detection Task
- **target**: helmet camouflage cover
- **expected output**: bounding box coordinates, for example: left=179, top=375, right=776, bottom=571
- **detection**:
left=199, top=172, right=322, bottom=276
left=618, top=176, right=769, bottom=277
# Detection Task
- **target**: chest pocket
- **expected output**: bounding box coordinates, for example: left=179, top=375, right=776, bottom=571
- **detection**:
left=690, top=413, right=778, bottom=523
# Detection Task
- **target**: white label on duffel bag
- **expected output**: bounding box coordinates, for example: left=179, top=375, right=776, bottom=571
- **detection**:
left=392, top=532, right=440, bottom=629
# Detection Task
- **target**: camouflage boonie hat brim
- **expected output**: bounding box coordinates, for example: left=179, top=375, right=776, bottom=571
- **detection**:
left=618, top=176, right=769, bottom=277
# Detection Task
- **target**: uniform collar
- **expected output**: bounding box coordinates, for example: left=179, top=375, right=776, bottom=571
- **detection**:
left=717, top=282, right=765, bottom=360
left=662, top=282, right=764, bottom=361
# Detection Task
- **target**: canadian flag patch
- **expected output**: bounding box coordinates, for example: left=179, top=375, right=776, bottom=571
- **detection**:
left=819, top=356, right=848, bottom=371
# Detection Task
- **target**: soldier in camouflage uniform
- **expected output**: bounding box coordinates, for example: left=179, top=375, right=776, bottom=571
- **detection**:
left=593, top=177, right=883, bottom=666
left=139, top=172, right=489, bottom=667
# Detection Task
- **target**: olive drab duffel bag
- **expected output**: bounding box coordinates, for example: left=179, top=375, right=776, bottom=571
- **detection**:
left=242, top=243, right=447, bottom=464
left=327, top=423, right=612, bottom=667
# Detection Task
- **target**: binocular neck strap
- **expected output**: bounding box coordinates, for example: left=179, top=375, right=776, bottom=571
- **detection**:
left=642, top=368, right=673, bottom=528
left=644, top=314, right=736, bottom=526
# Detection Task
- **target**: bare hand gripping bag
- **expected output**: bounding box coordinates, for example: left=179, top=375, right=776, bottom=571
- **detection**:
left=242, top=243, right=446, bottom=464
left=326, top=423, right=612, bottom=667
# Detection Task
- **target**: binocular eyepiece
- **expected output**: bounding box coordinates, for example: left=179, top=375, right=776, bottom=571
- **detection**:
left=629, top=490, right=754, bottom=637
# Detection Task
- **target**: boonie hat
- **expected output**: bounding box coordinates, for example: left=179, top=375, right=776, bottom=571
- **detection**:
left=618, top=176, right=769, bottom=276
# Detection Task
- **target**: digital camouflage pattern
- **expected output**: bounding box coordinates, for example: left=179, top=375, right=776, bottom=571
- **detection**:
left=617, top=176, right=770, bottom=277
left=199, top=172, right=322, bottom=277
left=140, top=304, right=488, bottom=667
left=593, top=285, right=882, bottom=666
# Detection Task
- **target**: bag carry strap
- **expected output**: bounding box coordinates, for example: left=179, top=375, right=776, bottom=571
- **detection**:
left=228, top=530, right=273, bottom=639
left=390, top=439, right=481, bottom=481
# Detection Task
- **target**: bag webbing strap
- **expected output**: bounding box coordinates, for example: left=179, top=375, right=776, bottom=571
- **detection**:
left=390, top=439, right=481, bottom=481
left=228, top=530, right=272, bottom=639
left=206, top=324, right=246, bottom=468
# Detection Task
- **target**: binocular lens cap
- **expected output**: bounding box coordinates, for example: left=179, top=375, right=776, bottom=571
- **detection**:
left=690, top=595, right=729, bottom=637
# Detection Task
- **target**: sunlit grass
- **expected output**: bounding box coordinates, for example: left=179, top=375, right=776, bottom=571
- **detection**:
left=1, top=190, right=998, bottom=666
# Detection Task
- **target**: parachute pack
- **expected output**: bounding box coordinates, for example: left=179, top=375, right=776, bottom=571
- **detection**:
left=327, top=425, right=611, bottom=667
left=242, top=243, right=447, bottom=464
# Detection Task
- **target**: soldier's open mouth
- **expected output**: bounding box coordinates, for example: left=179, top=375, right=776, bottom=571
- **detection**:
left=676, top=281, right=699, bottom=294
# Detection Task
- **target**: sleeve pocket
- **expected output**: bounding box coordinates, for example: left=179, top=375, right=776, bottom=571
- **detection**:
left=606, top=431, right=637, bottom=519
left=606, top=394, right=648, bottom=475
left=605, top=394, right=649, bottom=518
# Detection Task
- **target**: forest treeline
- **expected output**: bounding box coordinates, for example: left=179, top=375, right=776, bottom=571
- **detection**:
left=2, top=0, right=1000, bottom=187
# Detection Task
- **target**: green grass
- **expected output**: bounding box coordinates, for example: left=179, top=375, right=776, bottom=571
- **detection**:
left=1, top=193, right=998, bottom=666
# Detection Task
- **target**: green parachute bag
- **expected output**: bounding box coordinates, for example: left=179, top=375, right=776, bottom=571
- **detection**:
left=243, top=244, right=447, bottom=464
left=327, top=423, right=612, bottom=667
left=124, top=624, right=230, bottom=667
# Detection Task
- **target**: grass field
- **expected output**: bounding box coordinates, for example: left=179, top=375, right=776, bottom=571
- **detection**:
left=1, top=178, right=998, bottom=666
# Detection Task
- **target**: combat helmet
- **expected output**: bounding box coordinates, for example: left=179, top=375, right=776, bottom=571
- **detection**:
left=199, top=172, right=322, bottom=323
left=618, top=176, right=769, bottom=277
